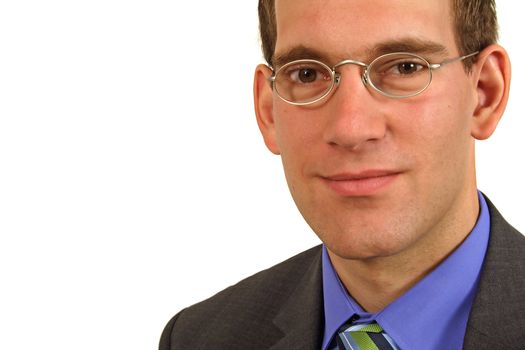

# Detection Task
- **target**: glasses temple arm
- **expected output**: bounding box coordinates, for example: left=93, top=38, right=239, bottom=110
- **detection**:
left=430, top=51, right=480, bottom=69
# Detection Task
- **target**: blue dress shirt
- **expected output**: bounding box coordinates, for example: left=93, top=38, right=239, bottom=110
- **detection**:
left=322, top=192, right=490, bottom=350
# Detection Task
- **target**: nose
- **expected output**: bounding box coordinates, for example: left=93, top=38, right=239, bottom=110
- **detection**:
left=322, top=65, right=387, bottom=150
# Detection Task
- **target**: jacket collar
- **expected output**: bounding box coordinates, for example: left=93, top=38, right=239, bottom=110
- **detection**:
left=270, top=248, right=324, bottom=350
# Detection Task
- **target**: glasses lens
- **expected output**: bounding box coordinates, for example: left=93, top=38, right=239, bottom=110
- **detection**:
left=274, top=60, right=333, bottom=104
left=368, top=53, right=431, bottom=97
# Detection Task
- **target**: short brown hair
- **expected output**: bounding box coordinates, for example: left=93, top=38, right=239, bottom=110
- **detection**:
left=258, top=0, right=498, bottom=68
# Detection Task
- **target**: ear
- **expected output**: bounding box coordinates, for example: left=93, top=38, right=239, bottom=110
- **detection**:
left=254, top=64, right=281, bottom=154
left=471, top=44, right=511, bottom=140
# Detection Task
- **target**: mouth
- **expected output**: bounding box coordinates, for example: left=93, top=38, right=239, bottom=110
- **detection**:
left=320, top=170, right=401, bottom=197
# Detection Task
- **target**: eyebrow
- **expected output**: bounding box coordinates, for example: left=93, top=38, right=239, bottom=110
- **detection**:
left=366, top=38, right=449, bottom=58
left=272, top=38, right=449, bottom=68
left=272, top=46, right=329, bottom=68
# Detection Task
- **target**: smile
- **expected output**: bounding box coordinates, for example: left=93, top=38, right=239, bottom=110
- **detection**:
left=321, top=170, right=401, bottom=197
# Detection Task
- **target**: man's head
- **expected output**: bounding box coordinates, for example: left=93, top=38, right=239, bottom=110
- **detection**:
left=258, top=0, right=499, bottom=69
left=253, top=0, right=510, bottom=261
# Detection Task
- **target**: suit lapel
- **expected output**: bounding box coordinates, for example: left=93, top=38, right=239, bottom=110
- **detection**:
left=269, top=248, right=324, bottom=350
left=464, top=197, right=525, bottom=349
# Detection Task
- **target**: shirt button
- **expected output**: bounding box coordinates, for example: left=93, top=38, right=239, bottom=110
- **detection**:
left=350, top=315, right=360, bottom=323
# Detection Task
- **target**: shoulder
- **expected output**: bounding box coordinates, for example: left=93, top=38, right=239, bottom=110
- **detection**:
left=159, top=245, right=323, bottom=350
left=485, top=196, right=525, bottom=265
left=480, top=196, right=525, bottom=296
left=465, top=197, right=525, bottom=349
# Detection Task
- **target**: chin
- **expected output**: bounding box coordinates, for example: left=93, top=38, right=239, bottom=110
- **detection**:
left=329, top=242, right=405, bottom=260
left=318, top=225, right=412, bottom=260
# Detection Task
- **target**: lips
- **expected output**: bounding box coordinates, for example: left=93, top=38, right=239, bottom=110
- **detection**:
left=321, top=170, right=401, bottom=196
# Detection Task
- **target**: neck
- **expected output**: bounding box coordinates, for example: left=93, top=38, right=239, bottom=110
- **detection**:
left=327, top=189, right=480, bottom=313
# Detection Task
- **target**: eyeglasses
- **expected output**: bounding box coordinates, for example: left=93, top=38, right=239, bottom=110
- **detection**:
left=268, top=51, right=479, bottom=105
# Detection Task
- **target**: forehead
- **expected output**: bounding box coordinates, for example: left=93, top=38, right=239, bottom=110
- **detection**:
left=274, top=0, right=456, bottom=60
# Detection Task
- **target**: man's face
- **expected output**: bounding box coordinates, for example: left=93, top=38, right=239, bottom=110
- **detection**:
left=261, top=0, right=482, bottom=259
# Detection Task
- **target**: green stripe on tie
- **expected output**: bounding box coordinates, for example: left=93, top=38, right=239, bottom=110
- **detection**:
left=338, top=321, right=399, bottom=350
left=358, top=323, right=383, bottom=333
left=350, top=331, right=379, bottom=350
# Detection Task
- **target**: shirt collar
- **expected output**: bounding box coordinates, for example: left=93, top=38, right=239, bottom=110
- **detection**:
left=321, top=192, right=490, bottom=350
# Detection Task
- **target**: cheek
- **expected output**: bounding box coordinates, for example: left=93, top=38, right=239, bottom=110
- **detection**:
left=273, top=103, right=327, bottom=196
left=274, top=103, right=324, bottom=163
left=401, top=91, right=474, bottom=179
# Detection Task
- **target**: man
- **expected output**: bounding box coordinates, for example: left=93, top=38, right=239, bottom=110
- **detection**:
left=160, top=0, right=525, bottom=349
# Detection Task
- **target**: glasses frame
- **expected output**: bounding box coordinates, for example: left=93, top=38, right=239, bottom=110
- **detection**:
left=268, top=51, right=479, bottom=105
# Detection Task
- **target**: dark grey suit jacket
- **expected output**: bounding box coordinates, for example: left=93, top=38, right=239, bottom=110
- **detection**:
left=160, top=199, right=525, bottom=349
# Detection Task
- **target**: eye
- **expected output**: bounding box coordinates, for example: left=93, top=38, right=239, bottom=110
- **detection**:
left=295, top=68, right=318, bottom=83
left=371, top=55, right=429, bottom=77
left=392, top=61, right=424, bottom=75
left=279, top=62, right=331, bottom=84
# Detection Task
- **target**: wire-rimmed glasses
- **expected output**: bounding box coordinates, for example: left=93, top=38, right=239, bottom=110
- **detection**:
left=268, top=51, right=479, bottom=105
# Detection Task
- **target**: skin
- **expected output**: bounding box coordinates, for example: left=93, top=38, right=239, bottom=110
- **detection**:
left=254, top=0, right=510, bottom=312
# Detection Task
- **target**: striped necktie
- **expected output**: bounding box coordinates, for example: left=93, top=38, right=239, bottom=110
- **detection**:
left=337, top=322, right=400, bottom=350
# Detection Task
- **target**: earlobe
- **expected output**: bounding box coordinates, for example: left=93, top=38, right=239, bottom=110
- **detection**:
left=471, top=44, right=511, bottom=140
left=253, top=64, right=281, bottom=154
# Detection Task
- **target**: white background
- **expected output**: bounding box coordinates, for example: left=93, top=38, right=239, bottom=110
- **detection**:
left=0, top=1, right=523, bottom=349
